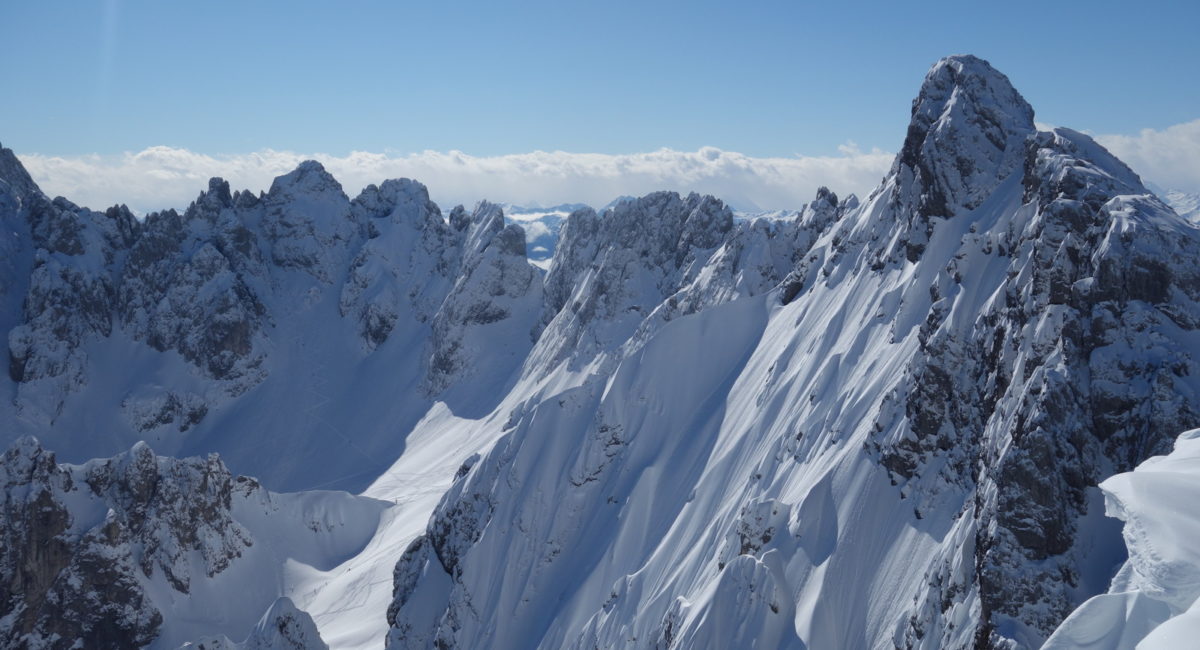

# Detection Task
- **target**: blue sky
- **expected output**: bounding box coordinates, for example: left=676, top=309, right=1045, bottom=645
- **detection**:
left=3, top=0, right=1200, bottom=211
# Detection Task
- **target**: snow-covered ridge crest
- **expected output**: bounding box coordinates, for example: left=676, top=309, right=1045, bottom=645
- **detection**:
left=0, top=140, right=781, bottom=646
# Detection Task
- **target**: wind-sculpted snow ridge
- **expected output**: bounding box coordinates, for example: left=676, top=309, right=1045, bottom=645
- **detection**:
left=0, top=437, right=384, bottom=649
left=384, top=55, right=1200, bottom=650
left=1045, top=428, right=1200, bottom=650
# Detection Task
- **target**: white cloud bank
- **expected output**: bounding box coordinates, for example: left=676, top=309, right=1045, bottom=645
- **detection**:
left=1095, top=119, right=1200, bottom=194
left=17, top=145, right=894, bottom=215
left=17, top=118, right=1199, bottom=216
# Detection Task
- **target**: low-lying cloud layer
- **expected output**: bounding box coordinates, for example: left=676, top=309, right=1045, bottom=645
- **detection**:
left=16, top=119, right=1200, bottom=217
left=18, top=145, right=894, bottom=215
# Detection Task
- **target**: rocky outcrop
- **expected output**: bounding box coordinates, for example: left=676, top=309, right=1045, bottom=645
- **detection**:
left=119, top=178, right=269, bottom=390
left=888, top=54, right=1035, bottom=263
left=7, top=195, right=132, bottom=422
left=0, top=438, right=248, bottom=648
left=0, top=436, right=384, bottom=649
left=4, top=170, right=274, bottom=422
left=535, top=191, right=747, bottom=373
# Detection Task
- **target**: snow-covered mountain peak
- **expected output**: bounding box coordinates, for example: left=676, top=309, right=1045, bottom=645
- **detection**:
left=893, top=54, right=1035, bottom=220
left=262, top=160, right=355, bottom=282
left=540, top=190, right=734, bottom=317
left=461, top=200, right=508, bottom=258
left=424, top=199, right=540, bottom=404
left=180, top=596, right=331, bottom=650
left=182, top=178, right=246, bottom=228
left=811, top=185, right=838, bottom=209
left=910, top=54, right=1035, bottom=139
left=202, top=177, right=235, bottom=208
left=8, top=52, right=1200, bottom=650
left=269, top=160, right=345, bottom=199
left=350, top=178, right=441, bottom=230
left=797, top=185, right=842, bottom=228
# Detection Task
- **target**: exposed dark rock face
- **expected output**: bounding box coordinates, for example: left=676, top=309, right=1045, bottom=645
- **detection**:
left=7, top=194, right=130, bottom=421
left=4, top=168, right=276, bottom=423
left=0, top=146, right=558, bottom=437
left=5, top=54, right=1199, bottom=650
left=888, top=54, right=1036, bottom=264
left=0, top=438, right=251, bottom=648
left=0, top=436, right=369, bottom=649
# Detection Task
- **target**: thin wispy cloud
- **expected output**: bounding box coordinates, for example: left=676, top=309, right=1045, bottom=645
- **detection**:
left=18, top=146, right=893, bottom=215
